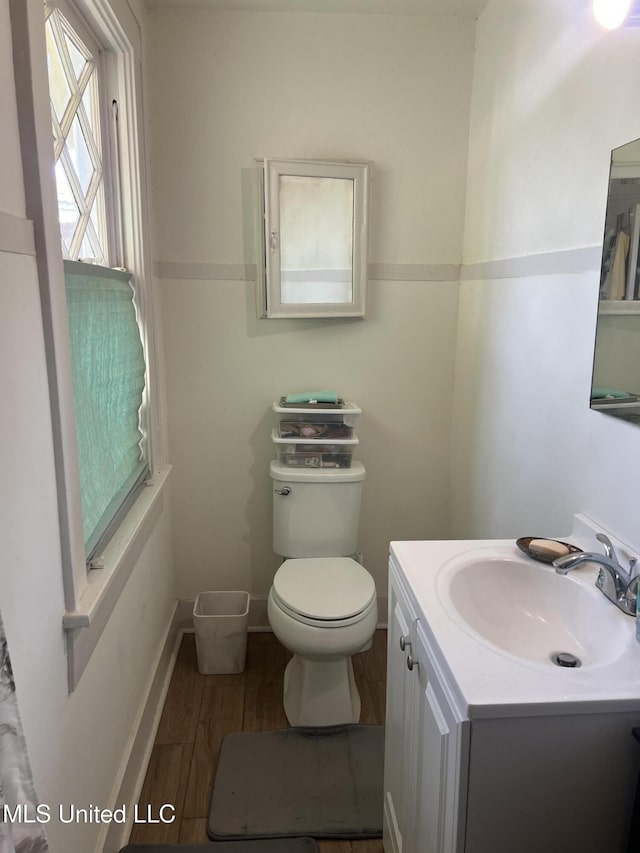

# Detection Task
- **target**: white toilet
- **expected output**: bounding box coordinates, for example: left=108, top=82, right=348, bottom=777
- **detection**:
left=267, top=459, right=378, bottom=727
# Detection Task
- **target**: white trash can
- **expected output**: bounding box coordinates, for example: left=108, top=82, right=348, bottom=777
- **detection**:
left=193, top=591, right=250, bottom=674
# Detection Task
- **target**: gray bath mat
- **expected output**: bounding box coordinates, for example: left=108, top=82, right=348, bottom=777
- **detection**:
left=208, top=724, right=384, bottom=840
left=121, top=840, right=318, bottom=852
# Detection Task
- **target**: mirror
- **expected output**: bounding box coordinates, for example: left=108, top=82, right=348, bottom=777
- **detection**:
left=591, top=138, right=640, bottom=423
left=257, top=158, right=369, bottom=319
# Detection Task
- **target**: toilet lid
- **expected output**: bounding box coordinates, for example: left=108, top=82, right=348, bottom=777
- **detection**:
left=273, top=557, right=376, bottom=621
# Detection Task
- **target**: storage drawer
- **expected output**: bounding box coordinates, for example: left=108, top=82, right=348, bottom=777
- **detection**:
left=272, top=429, right=358, bottom=469
left=277, top=421, right=354, bottom=440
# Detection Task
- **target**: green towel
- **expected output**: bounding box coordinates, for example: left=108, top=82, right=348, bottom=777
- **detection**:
left=285, top=391, right=339, bottom=404
left=591, top=387, right=631, bottom=399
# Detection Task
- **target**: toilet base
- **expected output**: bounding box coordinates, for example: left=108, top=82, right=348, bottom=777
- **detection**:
left=283, top=654, right=361, bottom=727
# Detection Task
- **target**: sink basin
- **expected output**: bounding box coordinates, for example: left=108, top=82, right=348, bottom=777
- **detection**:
left=438, top=553, right=628, bottom=668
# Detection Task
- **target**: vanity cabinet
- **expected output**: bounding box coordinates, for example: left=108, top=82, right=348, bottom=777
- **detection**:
left=410, top=622, right=469, bottom=853
left=383, top=561, right=416, bottom=853
left=384, top=561, right=468, bottom=853
left=384, top=550, right=640, bottom=853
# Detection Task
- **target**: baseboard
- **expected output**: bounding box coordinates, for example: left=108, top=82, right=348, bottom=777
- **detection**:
left=100, top=602, right=183, bottom=853
left=248, top=596, right=269, bottom=630
left=377, top=595, right=388, bottom=629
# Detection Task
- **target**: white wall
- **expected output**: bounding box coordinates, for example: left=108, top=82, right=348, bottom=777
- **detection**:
left=452, top=0, right=640, bottom=548
left=149, top=10, right=475, bottom=609
left=161, top=277, right=458, bottom=606
left=1, top=3, right=176, bottom=852
left=149, top=11, right=474, bottom=267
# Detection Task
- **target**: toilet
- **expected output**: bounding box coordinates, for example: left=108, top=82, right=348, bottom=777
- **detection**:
left=267, top=459, right=378, bottom=727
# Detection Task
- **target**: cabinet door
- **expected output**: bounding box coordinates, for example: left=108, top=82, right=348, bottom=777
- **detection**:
left=383, top=566, right=417, bottom=853
left=410, top=622, right=465, bottom=853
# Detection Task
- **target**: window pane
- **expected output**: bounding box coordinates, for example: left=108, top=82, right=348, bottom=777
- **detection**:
left=67, top=115, right=96, bottom=195
left=81, top=74, right=100, bottom=139
left=45, top=18, right=72, bottom=123
left=64, top=31, right=87, bottom=78
left=54, top=160, right=80, bottom=256
left=47, top=28, right=71, bottom=121
left=45, top=7, right=109, bottom=264
left=279, top=175, right=354, bottom=304
left=81, top=205, right=107, bottom=266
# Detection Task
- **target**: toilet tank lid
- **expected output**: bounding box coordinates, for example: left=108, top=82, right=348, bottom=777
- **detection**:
left=270, top=460, right=366, bottom=483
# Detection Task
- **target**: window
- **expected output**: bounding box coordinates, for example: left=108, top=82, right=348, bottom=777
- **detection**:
left=44, top=0, right=149, bottom=566
left=45, top=3, right=113, bottom=265
left=11, top=0, right=161, bottom=686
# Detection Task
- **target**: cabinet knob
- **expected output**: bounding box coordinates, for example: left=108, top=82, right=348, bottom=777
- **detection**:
left=406, top=654, right=419, bottom=671
left=399, top=635, right=411, bottom=652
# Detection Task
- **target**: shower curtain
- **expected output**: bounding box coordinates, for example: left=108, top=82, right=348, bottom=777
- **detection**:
left=0, top=613, right=49, bottom=853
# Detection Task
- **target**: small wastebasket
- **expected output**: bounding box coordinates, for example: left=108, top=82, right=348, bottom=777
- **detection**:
left=193, top=591, right=250, bottom=674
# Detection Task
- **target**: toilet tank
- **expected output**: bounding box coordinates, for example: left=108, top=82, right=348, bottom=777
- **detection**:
left=270, top=460, right=366, bottom=558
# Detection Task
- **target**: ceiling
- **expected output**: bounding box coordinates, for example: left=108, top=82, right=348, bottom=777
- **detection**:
left=144, top=0, right=489, bottom=16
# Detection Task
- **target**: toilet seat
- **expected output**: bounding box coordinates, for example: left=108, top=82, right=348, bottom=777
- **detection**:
left=272, top=557, right=376, bottom=628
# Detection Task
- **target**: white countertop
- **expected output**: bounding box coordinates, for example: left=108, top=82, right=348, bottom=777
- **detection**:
left=390, top=515, right=640, bottom=719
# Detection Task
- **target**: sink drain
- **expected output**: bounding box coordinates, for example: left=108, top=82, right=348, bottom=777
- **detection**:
left=551, top=652, right=581, bottom=668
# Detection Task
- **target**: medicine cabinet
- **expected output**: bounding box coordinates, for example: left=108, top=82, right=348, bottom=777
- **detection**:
left=256, top=158, right=370, bottom=319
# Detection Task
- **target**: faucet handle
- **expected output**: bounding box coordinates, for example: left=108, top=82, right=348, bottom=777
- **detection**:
left=596, top=532, right=619, bottom=564
left=597, top=532, right=639, bottom=577
left=616, top=554, right=639, bottom=615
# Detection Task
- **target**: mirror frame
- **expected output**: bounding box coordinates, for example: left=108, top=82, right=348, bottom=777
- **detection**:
left=590, top=138, right=640, bottom=423
left=256, top=158, right=370, bottom=319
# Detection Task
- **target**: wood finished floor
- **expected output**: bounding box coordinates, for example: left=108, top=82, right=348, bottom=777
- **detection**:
left=129, top=629, right=387, bottom=852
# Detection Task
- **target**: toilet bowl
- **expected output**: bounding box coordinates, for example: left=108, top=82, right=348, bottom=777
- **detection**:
left=268, top=459, right=377, bottom=726
left=267, top=556, right=378, bottom=726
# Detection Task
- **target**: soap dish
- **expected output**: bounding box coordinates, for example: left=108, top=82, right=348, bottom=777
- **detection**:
left=516, top=536, right=582, bottom=565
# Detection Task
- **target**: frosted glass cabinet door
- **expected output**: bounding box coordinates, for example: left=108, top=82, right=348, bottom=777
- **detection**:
left=259, top=158, right=369, bottom=319
left=279, top=174, right=354, bottom=305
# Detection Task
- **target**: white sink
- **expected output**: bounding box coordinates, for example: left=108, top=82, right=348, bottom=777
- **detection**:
left=439, top=553, right=628, bottom=668
left=391, top=518, right=640, bottom=714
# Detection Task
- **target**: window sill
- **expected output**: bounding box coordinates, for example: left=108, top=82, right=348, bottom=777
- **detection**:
left=63, top=465, right=172, bottom=690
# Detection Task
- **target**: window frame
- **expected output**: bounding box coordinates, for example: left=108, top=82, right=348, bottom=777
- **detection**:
left=10, top=0, right=166, bottom=689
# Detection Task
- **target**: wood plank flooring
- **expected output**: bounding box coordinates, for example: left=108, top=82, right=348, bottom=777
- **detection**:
left=128, top=629, right=387, bottom=852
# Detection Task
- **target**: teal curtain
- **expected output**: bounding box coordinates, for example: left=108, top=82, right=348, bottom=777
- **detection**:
left=64, top=260, right=148, bottom=561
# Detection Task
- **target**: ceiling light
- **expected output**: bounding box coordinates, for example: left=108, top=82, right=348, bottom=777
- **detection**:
left=593, top=0, right=632, bottom=29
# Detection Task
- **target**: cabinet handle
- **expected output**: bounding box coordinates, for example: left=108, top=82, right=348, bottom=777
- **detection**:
left=406, top=654, right=419, bottom=671
left=399, top=635, right=411, bottom=652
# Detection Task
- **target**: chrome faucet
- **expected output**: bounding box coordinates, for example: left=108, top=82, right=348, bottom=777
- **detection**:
left=553, top=533, right=638, bottom=617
